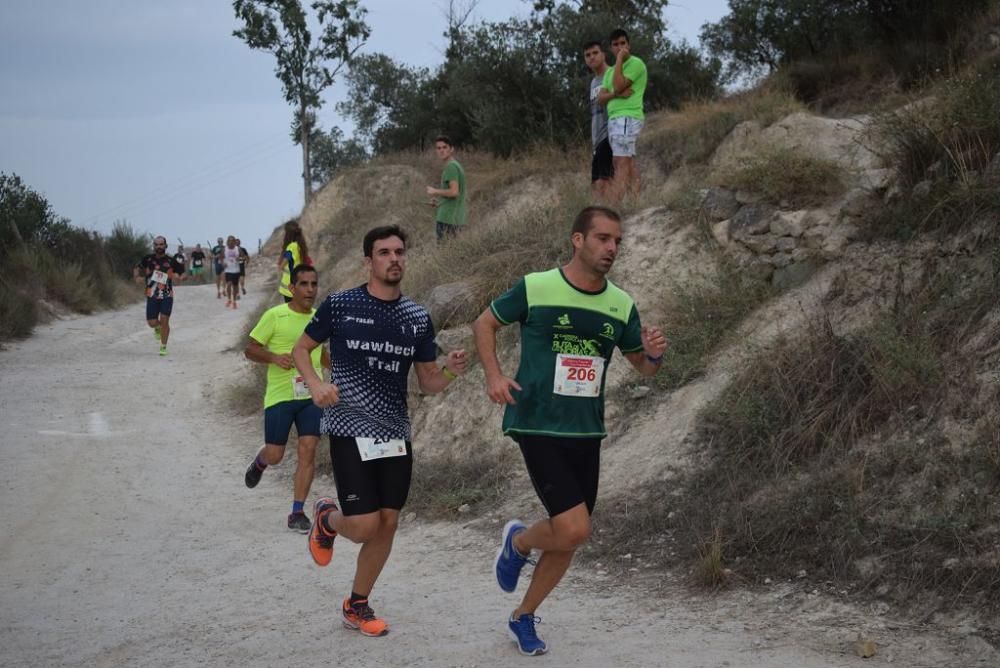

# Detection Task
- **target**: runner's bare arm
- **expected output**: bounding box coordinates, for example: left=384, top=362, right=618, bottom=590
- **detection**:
left=321, top=345, right=331, bottom=369
left=472, top=309, right=522, bottom=405
left=414, top=349, right=468, bottom=394
left=624, top=325, right=668, bottom=377
left=292, top=332, right=339, bottom=407
left=244, top=339, right=293, bottom=369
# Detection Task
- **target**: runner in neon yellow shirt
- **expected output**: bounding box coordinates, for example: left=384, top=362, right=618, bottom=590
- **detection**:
left=278, top=220, right=310, bottom=303
left=244, top=264, right=330, bottom=533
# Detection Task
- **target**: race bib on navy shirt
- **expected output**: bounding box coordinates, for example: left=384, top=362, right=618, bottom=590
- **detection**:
left=304, top=285, right=437, bottom=440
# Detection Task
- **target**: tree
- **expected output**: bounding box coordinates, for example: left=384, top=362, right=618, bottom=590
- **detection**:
left=337, top=53, right=438, bottom=153
left=308, top=126, right=369, bottom=186
left=233, top=0, right=370, bottom=204
left=701, top=0, right=993, bottom=82
left=0, top=172, right=60, bottom=257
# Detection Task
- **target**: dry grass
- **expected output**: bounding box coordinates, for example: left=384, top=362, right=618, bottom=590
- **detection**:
left=654, top=260, right=775, bottom=391
left=870, top=64, right=1000, bottom=239
left=407, top=444, right=519, bottom=518
left=406, top=184, right=589, bottom=311
left=716, top=146, right=846, bottom=208
left=641, top=88, right=803, bottom=174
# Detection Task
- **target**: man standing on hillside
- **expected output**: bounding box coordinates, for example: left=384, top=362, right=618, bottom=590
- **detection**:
left=212, top=237, right=225, bottom=299
left=134, top=235, right=177, bottom=357
left=426, top=135, right=467, bottom=242
left=601, top=29, right=647, bottom=202
left=584, top=40, right=616, bottom=200
left=291, top=225, right=468, bottom=637
left=472, top=206, right=667, bottom=656
left=244, top=264, right=330, bottom=533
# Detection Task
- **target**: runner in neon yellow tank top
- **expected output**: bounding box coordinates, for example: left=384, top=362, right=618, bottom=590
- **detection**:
left=244, top=264, right=330, bottom=533
left=473, top=206, right=668, bottom=657
left=278, top=219, right=309, bottom=303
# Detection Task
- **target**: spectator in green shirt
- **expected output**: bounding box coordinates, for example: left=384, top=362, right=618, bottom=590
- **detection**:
left=600, top=29, right=648, bottom=203
left=426, top=135, right=467, bottom=243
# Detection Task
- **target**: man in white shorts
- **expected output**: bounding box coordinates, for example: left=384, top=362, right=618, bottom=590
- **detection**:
left=601, top=28, right=647, bottom=202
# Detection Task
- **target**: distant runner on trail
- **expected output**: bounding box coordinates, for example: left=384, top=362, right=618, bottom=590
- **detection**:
left=472, top=206, right=667, bottom=656
left=291, top=225, right=467, bottom=638
left=190, top=244, right=206, bottom=282
left=212, top=237, right=225, bottom=299
left=223, top=236, right=241, bottom=309
left=134, top=235, right=177, bottom=357
left=237, top=238, right=250, bottom=295
left=172, top=244, right=187, bottom=281
left=244, top=264, right=330, bottom=533
left=278, top=220, right=309, bottom=304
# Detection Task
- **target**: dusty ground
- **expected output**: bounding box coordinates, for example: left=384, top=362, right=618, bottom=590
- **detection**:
left=0, top=275, right=994, bottom=667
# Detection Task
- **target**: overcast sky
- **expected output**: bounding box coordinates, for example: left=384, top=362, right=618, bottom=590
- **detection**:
left=0, top=0, right=729, bottom=249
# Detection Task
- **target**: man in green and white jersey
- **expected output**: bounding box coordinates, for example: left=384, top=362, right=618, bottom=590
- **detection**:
left=600, top=28, right=648, bottom=202
left=244, top=264, right=330, bottom=533
left=426, top=135, right=466, bottom=242
left=472, top=206, right=667, bottom=656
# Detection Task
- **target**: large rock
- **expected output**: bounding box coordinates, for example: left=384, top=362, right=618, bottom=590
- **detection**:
left=729, top=203, right=775, bottom=238
left=701, top=187, right=741, bottom=222
left=424, top=281, right=477, bottom=329
left=769, top=211, right=809, bottom=237
left=712, top=112, right=882, bottom=178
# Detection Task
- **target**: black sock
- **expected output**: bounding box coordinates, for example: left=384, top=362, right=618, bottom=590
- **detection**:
left=349, top=592, right=368, bottom=606
left=322, top=513, right=336, bottom=535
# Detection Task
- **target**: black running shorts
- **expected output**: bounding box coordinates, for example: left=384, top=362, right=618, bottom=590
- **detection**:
left=328, top=436, right=413, bottom=516
left=515, top=435, right=602, bottom=517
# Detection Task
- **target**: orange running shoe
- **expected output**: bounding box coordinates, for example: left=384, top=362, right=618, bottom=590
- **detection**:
left=342, top=598, right=389, bottom=637
left=307, top=497, right=338, bottom=566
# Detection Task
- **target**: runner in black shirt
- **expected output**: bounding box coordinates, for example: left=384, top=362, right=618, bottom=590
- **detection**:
left=172, top=244, right=187, bottom=280
left=190, top=244, right=206, bottom=283
left=134, top=235, right=176, bottom=356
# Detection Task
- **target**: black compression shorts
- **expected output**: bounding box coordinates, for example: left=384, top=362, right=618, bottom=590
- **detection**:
left=328, top=436, right=413, bottom=516
left=515, top=435, right=602, bottom=517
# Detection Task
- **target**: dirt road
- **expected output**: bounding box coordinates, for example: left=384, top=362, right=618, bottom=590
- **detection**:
left=0, top=279, right=992, bottom=667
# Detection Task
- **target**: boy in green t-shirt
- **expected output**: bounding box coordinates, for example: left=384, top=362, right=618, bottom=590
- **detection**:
left=600, top=29, right=647, bottom=203
left=426, top=134, right=466, bottom=242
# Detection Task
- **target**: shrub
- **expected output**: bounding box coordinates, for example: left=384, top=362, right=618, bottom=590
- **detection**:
left=45, top=262, right=98, bottom=314
left=655, top=261, right=775, bottom=391
left=0, top=278, right=38, bottom=339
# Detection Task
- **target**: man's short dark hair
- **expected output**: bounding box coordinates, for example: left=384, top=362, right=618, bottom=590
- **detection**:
left=572, top=206, right=621, bottom=237
left=582, top=40, right=602, bottom=52
left=290, top=264, right=317, bottom=285
left=609, top=29, right=629, bottom=43
left=434, top=135, right=452, bottom=147
left=363, top=225, right=408, bottom=258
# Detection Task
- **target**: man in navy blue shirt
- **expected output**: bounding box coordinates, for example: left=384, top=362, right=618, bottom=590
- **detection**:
left=292, top=225, right=468, bottom=637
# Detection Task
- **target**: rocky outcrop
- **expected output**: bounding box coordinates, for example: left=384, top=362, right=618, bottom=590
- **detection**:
left=703, top=112, right=895, bottom=285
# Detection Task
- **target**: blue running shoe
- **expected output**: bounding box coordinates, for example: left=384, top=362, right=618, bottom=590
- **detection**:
left=508, top=613, right=547, bottom=656
left=495, top=519, right=529, bottom=592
